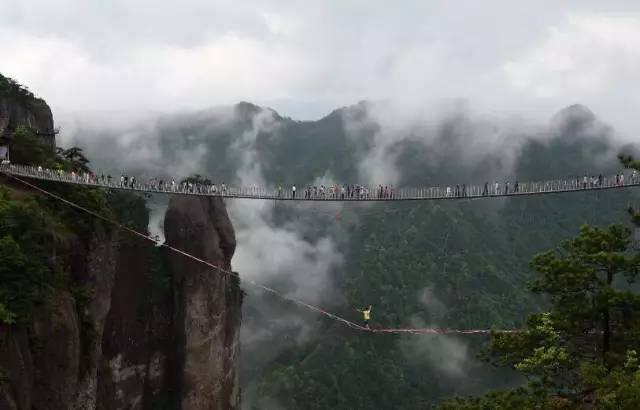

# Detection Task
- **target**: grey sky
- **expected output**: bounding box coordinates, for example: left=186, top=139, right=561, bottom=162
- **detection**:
left=1, top=1, right=640, bottom=136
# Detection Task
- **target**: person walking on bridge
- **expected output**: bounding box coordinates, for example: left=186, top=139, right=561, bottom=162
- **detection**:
left=357, top=305, right=372, bottom=329
left=292, top=185, right=296, bottom=199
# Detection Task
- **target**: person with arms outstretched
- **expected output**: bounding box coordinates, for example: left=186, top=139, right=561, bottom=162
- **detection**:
left=357, top=305, right=372, bottom=329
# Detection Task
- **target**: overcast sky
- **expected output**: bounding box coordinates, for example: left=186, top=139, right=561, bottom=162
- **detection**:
left=1, top=1, right=640, bottom=136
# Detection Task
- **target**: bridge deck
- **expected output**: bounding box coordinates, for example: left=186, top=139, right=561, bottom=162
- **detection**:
left=1, top=164, right=638, bottom=202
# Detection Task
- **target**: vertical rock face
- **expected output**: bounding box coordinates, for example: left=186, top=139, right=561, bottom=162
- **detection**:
left=0, top=82, right=242, bottom=408
left=74, top=236, right=118, bottom=410
left=164, top=195, right=242, bottom=410
left=97, top=234, right=173, bottom=410
left=31, top=292, right=81, bottom=410
left=0, top=236, right=112, bottom=410
left=94, top=194, right=242, bottom=410
left=0, top=292, right=79, bottom=410
left=0, top=191, right=242, bottom=410
left=0, top=96, right=55, bottom=147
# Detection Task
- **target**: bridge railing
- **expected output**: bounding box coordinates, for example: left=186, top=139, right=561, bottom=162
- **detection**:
left=1, top=163, right=638, bottom=201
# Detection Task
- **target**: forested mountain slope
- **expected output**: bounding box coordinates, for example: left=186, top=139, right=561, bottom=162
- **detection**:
left=67, top=100, right=640, bottom=408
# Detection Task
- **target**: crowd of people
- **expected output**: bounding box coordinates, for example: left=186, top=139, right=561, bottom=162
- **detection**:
left=473, top=172, right=636, bottom=197
left=290, top=184, right=396, bottom=200
left=3, top=164, right=638, bottom=201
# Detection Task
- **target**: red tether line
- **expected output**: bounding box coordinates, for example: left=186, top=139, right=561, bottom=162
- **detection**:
left=1, top=171, right=516, bottom=336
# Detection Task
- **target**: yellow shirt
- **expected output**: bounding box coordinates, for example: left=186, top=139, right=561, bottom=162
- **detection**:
left=362, top=309, right=371, bottom=320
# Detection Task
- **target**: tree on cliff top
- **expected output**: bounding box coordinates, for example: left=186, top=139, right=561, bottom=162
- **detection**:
left=0, top=72, right=36, bottom=101
left=0, top=73, right=9, bottom=97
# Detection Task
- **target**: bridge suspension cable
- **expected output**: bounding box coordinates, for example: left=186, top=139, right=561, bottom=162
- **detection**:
left=1, top=163, right=638, bottom=202
left=1, top=170, right=517, bottom=336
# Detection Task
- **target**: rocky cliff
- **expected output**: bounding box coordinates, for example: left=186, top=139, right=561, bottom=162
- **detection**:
left=0, top=78, right=242, bottom=409
left=0, top=230, right=117, bottom=410
left=0, top=74, right=55, bottom=148
left=0, top=193, right=242, bottom=410
left=164, top=195, right=241, bottom=410
left=95, top=195, right=242, bottom=410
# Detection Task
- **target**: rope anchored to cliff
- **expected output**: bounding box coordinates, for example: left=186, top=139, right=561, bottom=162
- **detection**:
left=0, top=171, right=517, bottom=336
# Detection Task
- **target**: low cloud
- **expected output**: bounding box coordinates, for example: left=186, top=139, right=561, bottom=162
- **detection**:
left=226, top=109, right=347, bottom=407
left=59, top=112, right=211, bottom=179
left=399, top=288, right=471, bottom=379
left=230, top=200, right=343, bottom=304
left=5, top=2, right=640, bottom=133
left=342, top=101, right=538, bottom=186
left=399, top=328, right=471, bottom=379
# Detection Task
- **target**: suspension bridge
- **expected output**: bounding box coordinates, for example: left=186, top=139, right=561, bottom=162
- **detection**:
left=1, top=163, right=637, bottom=336
left=1, top=163, right=638, bottom=201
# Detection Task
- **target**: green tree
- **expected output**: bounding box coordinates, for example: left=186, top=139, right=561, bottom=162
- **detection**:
left=182, top=174, right=212, bottom=185
left=0, top=302, right=16, bottom=325
left=442, top=223, right=640, bottom=407
left=9, top=125, right=53, bottom=165
left=59, top=146, right=90, bottom=172
left=0, top=73, right=9, bottom=97
left=579, top=349, right=640, bottom=409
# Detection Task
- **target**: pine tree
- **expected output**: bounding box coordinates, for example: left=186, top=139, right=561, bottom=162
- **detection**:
left=440, top=223, right=640, bottom=408
left=498, top=225, right=639, bottom=376
left=441, top=156, right=640, bottom=407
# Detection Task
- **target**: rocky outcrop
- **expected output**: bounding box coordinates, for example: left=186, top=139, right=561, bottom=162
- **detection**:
left=0, top=79, right=242, bottom=408
left=164, top=195, right=242, bottom=410
left=31, top=292, right=81, bottom=410
left=74, top=236, right=118, bottom=410
left=0, top=96, right=55, bottom=148
left=0, top=195, right=242, bottom=410
left=93, top=195, right=242, bottom=410
left=0, top=292, right=79, bottom=410
left=0, top=231, right=118, bottom=410
left=96, top=234, right=172, bottom=410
